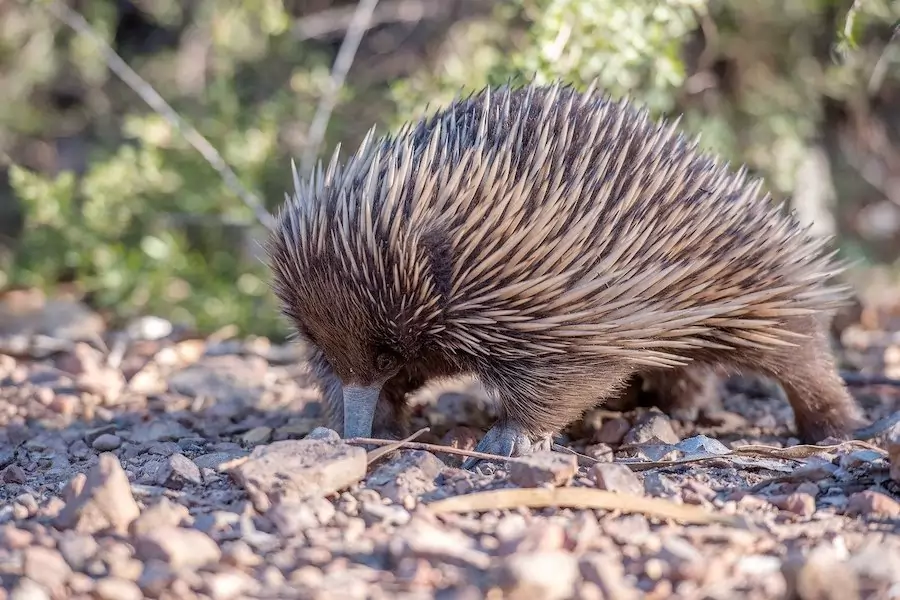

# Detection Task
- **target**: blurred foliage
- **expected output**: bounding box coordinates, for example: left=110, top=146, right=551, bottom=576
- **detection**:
left=1, top=0, right=899, bottom=338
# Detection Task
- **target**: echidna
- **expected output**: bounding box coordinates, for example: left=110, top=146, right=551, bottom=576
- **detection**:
left=266, top=81, right=865, bottom=465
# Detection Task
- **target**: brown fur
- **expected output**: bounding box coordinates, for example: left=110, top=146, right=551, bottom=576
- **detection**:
left=267, top=81, right=865, bottom=447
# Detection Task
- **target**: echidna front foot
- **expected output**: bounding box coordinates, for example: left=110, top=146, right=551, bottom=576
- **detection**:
left=462, top=421, right=552, bottom=470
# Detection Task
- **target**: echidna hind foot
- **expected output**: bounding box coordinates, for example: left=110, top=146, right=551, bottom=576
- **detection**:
left=725, top=316, right=865, bottom=442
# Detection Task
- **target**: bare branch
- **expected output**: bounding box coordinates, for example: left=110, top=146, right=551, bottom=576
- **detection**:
left=294, top=0, right=440, bottom=41
left=300, top=0, right=380, bottom=176
left=39, top=0, right=276, bottom=231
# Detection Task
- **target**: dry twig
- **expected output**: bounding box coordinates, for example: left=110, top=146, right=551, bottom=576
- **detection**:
left=366, top=427, right=431, bottom=466
left=301, top=0, right=380, bottom=175
left=38, top=0, right=276, bottom=231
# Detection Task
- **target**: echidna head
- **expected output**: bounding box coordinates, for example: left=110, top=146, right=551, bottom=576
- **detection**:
left=267, top=157, right=446, bottom=439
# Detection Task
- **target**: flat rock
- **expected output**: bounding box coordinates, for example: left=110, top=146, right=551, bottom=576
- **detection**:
left=366, top=450, right=445, bottom=503
left=231, top=439, right=367, bottom=511
left=134, top=526, right=222, bottom=570
left=508, top=451, right=577, bottom=488
left=589, top=462, right=644, bottom=495
left=54, top=453, right=140, bottom=535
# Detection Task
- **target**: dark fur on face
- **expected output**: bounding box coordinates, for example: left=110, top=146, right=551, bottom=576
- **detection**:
left=266, top=81, right=865, bottom=456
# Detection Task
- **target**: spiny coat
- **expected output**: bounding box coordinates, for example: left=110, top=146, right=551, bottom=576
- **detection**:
left=266, top=81, right=864, bottom=459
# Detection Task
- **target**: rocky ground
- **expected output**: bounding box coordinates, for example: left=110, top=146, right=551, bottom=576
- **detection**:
left=0, top=289, right=899, bottom=600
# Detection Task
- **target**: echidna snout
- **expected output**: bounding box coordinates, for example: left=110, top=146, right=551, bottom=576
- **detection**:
left=267, top=81, right=867, bottom=466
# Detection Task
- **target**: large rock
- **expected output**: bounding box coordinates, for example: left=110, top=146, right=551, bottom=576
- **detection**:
left=230, top=439, right=367, bottom=511
left=54, top=453, right=140, bottom=535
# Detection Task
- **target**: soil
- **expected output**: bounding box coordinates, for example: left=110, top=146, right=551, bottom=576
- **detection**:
left=0, top=292, right=899, bottom=600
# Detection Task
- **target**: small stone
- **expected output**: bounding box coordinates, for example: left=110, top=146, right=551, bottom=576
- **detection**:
left=54, top=453, right=140, bottom=535
left=231, top=439, right=367, bottom=511
left=94, top=578, right=143, bottom=600
left=2, top=464, right=26, bottom=484
left=68, top=572, right=95, bottom=595
left=9, top=578, right=51, bottom=600
left=91, top=434, right=122, bottom=451
left=241, top=426, right=272, bottom=445
left=772, top=492, right=817, bottom=518
left=360, top=502, right=411, bottom=527
left=392, top=517, right=490, bottom=569
left=888, top=433, right=900, bottom=483
left=496, top=551, right=579, bottom=600
left=367, top=450, right=446, bottom=503
left=193, top=451, right=248, bottom=471
left=155, top=453, right=202, bottom=489
left=205, top=571, right=254, bottom=600
left=306, top=426, right=340, bottom=442
left=839, top=449, right=883, bottom=470
left=584, top=444, right=614, bottom=462
left=269, top=496, right=337, bottom=535
left=131, top=420, right=193, bottom=444
left=136, top=560, right=174, bottom=596
left=129, top=497, right=190, bottom=537
left=594, top=417, right=631, bottom=445
left=1, top=525, right=33, bottom=549
left=69, top=439, right=91, bottom=460
left=623, top=412, right=680, bottom=445
left=84, top=424, right=117, bottom=445
left=643, top=471, right=678, bottom=498
left=846, top=490, right=900, bottom=518
left=579, top=554, right=639, bottom=600
left=589, top=463, right=643, bottom=495
left=497, top=521, right=565, bottom=555
left=508, top=451, right=578, bottom=488
left=782, top=546, right=860, bottom=600
left=57, top=532, right=99, bottom=570
left=134, top=526, right=222, bottom=570
left=23, top=547, right=71, bottom=593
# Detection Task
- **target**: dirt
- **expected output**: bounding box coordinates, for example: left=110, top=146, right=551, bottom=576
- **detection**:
left=0, top=295, right=899, bottom=600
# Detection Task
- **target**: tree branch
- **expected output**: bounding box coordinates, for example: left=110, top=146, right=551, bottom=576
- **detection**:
left=39, top=0, right=276, bottom=231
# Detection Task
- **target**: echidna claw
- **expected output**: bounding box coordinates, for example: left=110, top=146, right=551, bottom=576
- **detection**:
left=463, top=422, right=549, bottom=470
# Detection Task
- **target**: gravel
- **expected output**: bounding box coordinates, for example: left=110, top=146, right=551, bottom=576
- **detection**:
left=0, top=297, right=899, bottom=599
